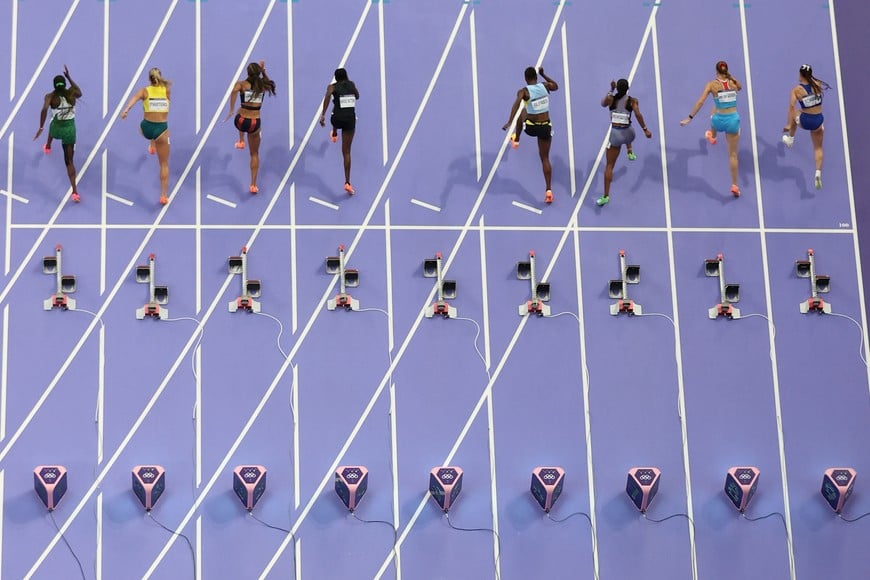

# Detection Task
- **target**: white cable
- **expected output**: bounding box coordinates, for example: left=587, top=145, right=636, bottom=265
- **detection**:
left=549, top=311, right=581, bottom=323
left=161, top=317, right=205, bottom=384
left=636, top=312, right=676, bottom=326
left=70, top=309, right=108, bottom=436
left=734, top=313, right=777, bottom=362
left=253, top=311, right=290, bottom=360
left=452, top=316, right=491, bottom=381
left=824, top=312, right=868, bottom=367
left=355, top=307, right=395, bottom=393
left=70, top=307, right=105, bottom=330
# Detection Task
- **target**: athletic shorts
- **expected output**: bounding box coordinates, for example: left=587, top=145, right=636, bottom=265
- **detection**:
left=609, top=125, right=636, bottom=148
left=523, top=120, right=553, bottom=140
left=49, top=119, right=76, bottom=146
left=799, top=112, right=824, bottom=132
left=331, top=113, right=356, bottom=132
left=234, top=114, right=261, bottom=134
left=140, top=120, right=169, bottom=141
left=711, top=112, right=740, bottom=135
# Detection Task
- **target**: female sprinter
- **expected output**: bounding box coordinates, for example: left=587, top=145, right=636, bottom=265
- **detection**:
left=34, top=65, right=82, bottom=202
left=502, top=66, right=559, bottom=204
left=121, top=67, right=172, bottom=205
left=320, top=68, right=359, bottom=195
left=225, top=60, right=276, bottom=194
left=782, top=64, right=829, bottom=190
left=680, top=61, right=743, bottom=197
left=597, top=78, right=652, bottom=207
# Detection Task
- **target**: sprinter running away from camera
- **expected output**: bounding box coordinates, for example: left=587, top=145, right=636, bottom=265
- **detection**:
left=122, top=67, right=172, bottom=205
left=35, top=66, right=82, bottom=203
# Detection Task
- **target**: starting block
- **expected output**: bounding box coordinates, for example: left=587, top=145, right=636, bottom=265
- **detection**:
left=705, top=253, right=741, bottom=319
left=326, top=245, right=359, bottom=311
left=609, top=249, right=642, bottom=315
left=517, top=251, right=550, bottom=316
left=228, top=247, right=261, bottom=313
left=423, top=252, right=457, bottom=318
left=135, top=253, right=170, bottom=319
left=43, top=245, right=76, bottom=310
left=796, top=249, right=831, bottom=314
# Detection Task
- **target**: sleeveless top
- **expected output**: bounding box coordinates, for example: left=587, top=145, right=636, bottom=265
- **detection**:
left=240, top=87, right=265, bottom=110
left=332, top=80, right=356, bottom=115
left=609, top=94, right=633, bottom=126
left=525, top=83, right=550, bottom=115
left=713, top=79, right=738, bottom=110
left=52, top=96, right=75, bottom=121
left=798, top=83, right=822, bottom=109
left=143, top=85, right=169, bottom=113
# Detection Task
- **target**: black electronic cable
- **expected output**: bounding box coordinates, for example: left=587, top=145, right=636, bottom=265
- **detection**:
left=839, top=511, right=870, bottom=523
left=49, top=510, right=86, bottom=580
left=444, top=511, right=501, bottom=580
left=148, top=512, right=196, bottom=580
left=249, top=512, right=297, bottom=580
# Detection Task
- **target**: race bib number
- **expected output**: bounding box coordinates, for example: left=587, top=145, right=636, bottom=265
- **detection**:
left=610, top=111, right=630, bottom=125
left=244, top=90, right=264, bottom=104
left=801, top=93, right=822, bottom=108
left=529, top=95, right=549, bottom=113
left=148, top=98, right=169, bottom=113
left=717, top=90, right=737, bottom=104
left=339, top=95, right=356, bottom=109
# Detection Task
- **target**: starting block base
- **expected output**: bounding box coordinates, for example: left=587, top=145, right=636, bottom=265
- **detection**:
left=708, top=303, right=740, bottom=319
left=519, top=300, right=550, bottom=317
left=426, top=301, right=457, bottom=318
left=136, top=304, right=168, bottom=320
left=229, top=296, right=261, bottom=313
left=328, top=294, right=359, bottom=311
left=44, top=294, right=75, bottom=311
left=801, top=298, right=832, bottom=314
left=610, top=300, right=642, bottom=316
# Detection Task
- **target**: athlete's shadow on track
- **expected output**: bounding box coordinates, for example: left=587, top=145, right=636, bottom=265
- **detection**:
left=291, top=140, right=349, bottom=203
left=666, top=139, right=740, bottom=205
left=756, top=136, right=812, bottom=199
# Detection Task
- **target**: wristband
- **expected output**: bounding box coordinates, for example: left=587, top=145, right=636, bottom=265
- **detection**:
left=688, top=114, right=694, bottom=119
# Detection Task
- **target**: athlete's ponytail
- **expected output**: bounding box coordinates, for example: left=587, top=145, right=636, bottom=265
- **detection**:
left=610, top=78, right=629, bottom=110
left=800, top=64, right=830, bottom=96
left=148, top=67, right=172, bottom=88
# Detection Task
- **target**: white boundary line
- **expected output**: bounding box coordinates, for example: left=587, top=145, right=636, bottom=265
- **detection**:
left=511, top=200, right=543, bottom=215
left=738, top=2, right=795, bottom=577
left=96, top=492, right=103, bottom=580
left=292, top=364, right=300, bottom=509
left=101, top=150, right=107, bottom=294
left=410, top=198, right=441, bottom=212
left=103, top=0, right=109, bottom=118
left=196, top=168, right=202, bottom=314
left=205, top=194, right=238, bottom=209
left=478, top=216, right=491, bottom=370
left=308, top=196, right=339, bottom=211
left=0, top=189, right=27, bottom=205
left=570, top=217, right=600, bottom=580
left=379, top=0, right=388, bottom=166
left=829, top=0, right=870, bottom=391
left=97, top=326, right=105, bottom=463
left=470, top=10, right=481, bottom=181
left=651, top=17, right=697, bottom=579
left=4, top=135, right=13, bottom=275
left=384, top=200, right=400, bottom=578
left=105, top=192, right=134, bottom=207
left=286, top=0, right=294, bottom=150
left=195, top=516, right=202, bottom=580
left=0, top=0, right=81, bottom=140
left=290, top=183, right=298, bottom=333
left=195, top=0, right=202, bottom=133
left=195, top=345, right=202, bottom=487
left=0, top=0, right=180, bottom=306
left=384, top=200, right=395, bottom=351
left=1, top=305, right=7, bottom=441
left=9, top=0, right=17, bottom=100
left=295, top=539, right=302, bottom=579
left=0, top=470, right=3, bottom=576
left=561, top=22, right=576, bottom=196
left=373, top=9, right=656, bottom=574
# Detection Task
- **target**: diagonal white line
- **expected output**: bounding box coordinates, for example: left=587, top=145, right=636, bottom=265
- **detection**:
left=205, top=194, right=237, bottom=209
left=0, top=0, right=80, bottom=139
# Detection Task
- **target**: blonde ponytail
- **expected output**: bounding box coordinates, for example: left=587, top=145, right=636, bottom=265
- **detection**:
left=148, top=67, right=172, bottom=88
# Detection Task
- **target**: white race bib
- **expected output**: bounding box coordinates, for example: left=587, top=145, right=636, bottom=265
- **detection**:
left=243, top=90, right=264, bottom=104
left=610, top=111, right=630, bottom=125
left=148, top=98, right=169, bottom=113
left=339, top=95, right=356, bottom=109
left=801, top=93, right=822, bottom=108
left=717, top=90, right=737, bottom=104
left=529, top=95, right=549, bottom=113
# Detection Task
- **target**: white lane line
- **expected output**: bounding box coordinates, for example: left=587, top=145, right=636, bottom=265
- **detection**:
left=561, top=23, right=576, bottom=196
left=195, top=0, right=202, bottom=134
left=1, top=305, right=7, bottom=441
left=409, top=198, right=441, bottom=212
left=511, top=200, right=542, bottom=215
left=0, top=189, right=28, bottom=205
left=384, top=200, right=395, bottom=351
left=101, top=150, right=107, bottom=294
left=97, top=326, right=105, bottom=463
left=206, top=194, right=238, bottom=209
left=196, top=516, right=202, bottom=580
left=478, top=216, right=490, bottom=368
left=0, top=0, right=80, bottom=140
left=287, top=0, right=294, bottom=150
left=0, top=470, right=4, bottom=573
left=295, top=539, right=302, bottom=579
left=470, top=10, right=481, bottom=181
left=829, top=0, right=870, bottom=391
left=379, top=0, right=388, bottom=165
left=5, top=135, right=13, bottom=275
left=96, top=492, right=103, bottom=580
left=308, top=196, right=339, bottom=211
left=292, top=364, right=300, bottom=509
left=195, top=345, right=202, bottom=487
left=9, top=0, right=17, bottom=100
left=738, top=2, right=795, bottom=578
left=570, top=217, right=600, bottom=579
left=373, top=8, right=657, bottom=574
left=0, top=0, right=180, bottom=306
left=195, top=168, right=202, bottom=314
left=480, top=215, right=499, bottom=578
left=388, top=378, right=401, bottom=579
left=103, top=0, right=109, bottom=118
left=652, top=17, right=697, bottom=579
left=105, top=192, right=134, bottom=207
left=290, top=183, right=298, bottom=333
